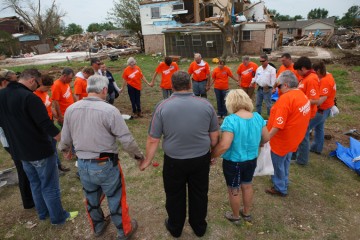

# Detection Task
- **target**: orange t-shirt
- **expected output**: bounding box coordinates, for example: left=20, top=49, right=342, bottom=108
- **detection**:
left=156, top=62, right=179, bottom=89
left=34, top=90, right=53, bottom=120
left=122, top=66, right=143, bottom=90
left=237, top=62, right=258, bottom=87
left=267, top=89, right=311, bottom=156
left=74, top=77, right=88, bottom=100
left=51, top=79, right=74, bottom=116
left=188, top=61, right=210, bottom=81
left=212, top=66, right=233, bottom=90
left=319, top=73, right=336, bottom=110
left=298, top=72, right=319, bottom=118
left=276, top=64, right=301, bottom=81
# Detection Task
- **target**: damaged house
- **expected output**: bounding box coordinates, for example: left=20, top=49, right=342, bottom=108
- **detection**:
left=140, top=0, right=277, bottom=57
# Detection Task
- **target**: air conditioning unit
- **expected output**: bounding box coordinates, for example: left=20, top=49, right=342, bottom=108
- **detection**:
left=173, top=3, right=184, bottom=11
left=206, top=41, right=214, bottom=47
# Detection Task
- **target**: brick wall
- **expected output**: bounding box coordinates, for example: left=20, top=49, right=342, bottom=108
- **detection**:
left=144, top=35, right=164, bottom=54
left=239, top=30, right=265, bottom=55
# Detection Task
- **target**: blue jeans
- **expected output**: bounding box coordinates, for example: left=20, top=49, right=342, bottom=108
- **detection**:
left=78, top=159, right=129, bottom=236
left=162, top=89, right=173, bottom=99
left=51, top=137, right=61, bottom=167
left=214, top=88, right=228, bottom=117
left=271, top=151, right=292, bottom=195
left=21, top=154, right=69, bottom=224
left=310, top=109, right=331, bottom=153
left=296, top=117, right=318, bottom=165
left=256, top=87, right=272, bottom=116
left=127, top=85, right=141, bottom=113
left=192, top=80, right=207, bottom=98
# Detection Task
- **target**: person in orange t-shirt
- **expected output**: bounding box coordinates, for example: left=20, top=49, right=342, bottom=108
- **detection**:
left=276, top=53, right=301, bottom=80
left=120, top=57, right=150, bottom=117
left=51, top=68, right=75, bottom=125
left=293, top=57, right=320, bottom=165
left=265, top=71, right=311, bottom=196
left=237, top=56, right=258, bottom=98
left=210, top=60, right=237, bottom=118
left=309, top=62, right=337, bottom=154
left=188, top=53, right=210, bottom=98
left=74, top=67, right=95, bottom=101
left=150, top=56, right=179, bottom=99
left=34, top=74, right=69, bottom=172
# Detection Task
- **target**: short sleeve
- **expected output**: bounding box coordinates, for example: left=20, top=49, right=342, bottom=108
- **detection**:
left=220, top=115, right=234, bottom=133
left=271, top=101, right=289, bottom=130
left=155, top=63, right=162, bottom=73
left=51, top=84, right=61, bottom=101
left=209, top=105, right=219, bottom=132
left=148, top=102, right=164, bottom=138
left=74, top=80, right=82, bottom=95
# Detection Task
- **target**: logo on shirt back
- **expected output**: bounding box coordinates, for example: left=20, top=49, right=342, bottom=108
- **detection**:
left=194, top=67, right=205, bottom=75
left=163, top=66, right=174, bottom=75
left=128, top=70, right=139, bottom=79
left=322, top=88, right=329, bottom=94
left=310, top=89, right=316, bottom=96
left=63, top=86, right=71, bottom=99
left=299, top=100, right=311, bottom=116
left=241, top=68, right=253, bottom=76
left=298, top=83, right=304, bottom=89
left=44, top=95, right=51, bottom=107
left=276, top=117, right=284, bottom=125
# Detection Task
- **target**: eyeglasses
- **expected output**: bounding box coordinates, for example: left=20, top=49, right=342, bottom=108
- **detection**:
left=278, top=84, right=283, bottom=89
left=259, top=60, right=266, bottom=63
left=34, top=78, right=40, bottom=88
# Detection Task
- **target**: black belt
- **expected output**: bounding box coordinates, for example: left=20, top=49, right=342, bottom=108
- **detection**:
left=258, top=86, right=272, bottom=89
left=82, top=152, right=119, bottom=166
left=317, top=108, right=324, bottom=114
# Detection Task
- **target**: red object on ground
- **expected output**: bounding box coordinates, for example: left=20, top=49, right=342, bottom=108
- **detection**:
left=152, top=162, right=159, bottom=167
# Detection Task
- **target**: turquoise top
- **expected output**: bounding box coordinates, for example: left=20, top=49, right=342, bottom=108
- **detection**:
left=221, top=112, right=265, bottom=162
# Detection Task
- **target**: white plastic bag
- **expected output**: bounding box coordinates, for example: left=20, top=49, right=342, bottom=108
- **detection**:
left=0, top=127, right=9, bottom=148
left=330, top=105, right=339, bottom=117
left=254, top=142, right=274, bottom=176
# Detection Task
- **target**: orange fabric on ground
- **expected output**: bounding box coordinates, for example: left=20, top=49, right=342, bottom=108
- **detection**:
left=267, top=89, right=311, bottom=156
left=188, top=61, right=210, bottom=81
left=156, top=62, right=179, bottom=89
left=51, top=79, right=74, bottom=115
left=118, top=162, right=132, bottom=235
left=276, top=64, right=301, bottom=81
left=237, top=62, right=258, bottom=88
left=297, top=72, right=319, bottom=118
left=122, top=66, right=143, bottom=90
left=319, top=73, right=336, bottom=110
left=212, top=66, right=233, bottom=90
left=34, top=90, right=53, bottom=120
left=74, top=77, right=88, bottom=100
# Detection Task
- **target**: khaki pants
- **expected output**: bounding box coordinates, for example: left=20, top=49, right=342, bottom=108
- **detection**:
left=241, top=87, right=255, bottom=99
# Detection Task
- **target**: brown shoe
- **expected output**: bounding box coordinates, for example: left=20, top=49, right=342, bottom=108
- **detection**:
left=265, top=187, right=287, bottom=197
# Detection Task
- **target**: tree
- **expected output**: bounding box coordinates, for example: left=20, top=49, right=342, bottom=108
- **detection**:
left=109, top=0, right=144, bottom=51
left=1, top=0, right=65, bottom=42
left=64, top=23, right=83, bottom=36
left=268, top=9, right=303, bottom=21
left=307, top=8, right=328, bottom=19
left=338, top=5, right=360, bottom=27
left=86, top=22, right=118, bottom=32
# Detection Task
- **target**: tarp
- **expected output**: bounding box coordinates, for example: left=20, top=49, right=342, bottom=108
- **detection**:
left=330, top=137, right=360, bottom=175
left=271, top=88, right=279, bottom=102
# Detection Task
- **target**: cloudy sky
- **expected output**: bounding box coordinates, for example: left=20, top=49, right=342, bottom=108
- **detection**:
left=0, top=0, right=358, bottom=29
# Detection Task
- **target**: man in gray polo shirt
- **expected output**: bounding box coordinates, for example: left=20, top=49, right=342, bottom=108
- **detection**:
left=141, top=71, right=219, bottom=238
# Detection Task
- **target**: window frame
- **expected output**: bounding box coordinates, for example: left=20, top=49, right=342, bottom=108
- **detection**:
left=242, top=30, right=251, bottom=41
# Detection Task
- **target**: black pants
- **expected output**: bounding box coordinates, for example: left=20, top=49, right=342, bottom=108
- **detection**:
left=5, top=148, right=34, bottom=209
left=163, top=152, right=210, bottom=237
left=127, top=84, right=141, bottom=114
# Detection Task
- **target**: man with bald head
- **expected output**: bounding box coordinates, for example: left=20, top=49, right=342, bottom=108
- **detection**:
left=188, top=53, right=210, bottom=98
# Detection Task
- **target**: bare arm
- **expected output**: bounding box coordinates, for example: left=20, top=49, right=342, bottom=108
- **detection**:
left=52, top=100, right=63, bottom=123
left=317, top=96, right=328, bottom=106
left=120, top=80, right=127, bottom=93
left=142, top=76, right=151, bottom=86
left=310, top=99, right=319, bottom=105
left=74, top=94, right=80, bottom=102
left=150, top=72, right=158, bottom=87
left=269, top=127, right=280, bottom=139
left=260, top=126, right=270, bottom=145
left=210, top=130, right=220, bottom=148
left=140, top=136, right=161, bottom=171
left=211, top=131, right=233, bottom=158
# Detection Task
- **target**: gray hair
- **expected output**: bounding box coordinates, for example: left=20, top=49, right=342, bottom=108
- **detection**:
left=278, top=70, right=298, bottom=88
left=172, top=71, right=190, bottom=91
left=86, top=75, right=109, bottom=93
left=194, top=53, right=202, bottom=59
left=127, top=57, right=136, bottom=65
left=242, top=55, right=250, bottom=61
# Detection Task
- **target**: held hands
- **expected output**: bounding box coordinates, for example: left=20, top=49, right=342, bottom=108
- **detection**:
left=63, top=150, right=73, bottom=160
left=210, top=158, right=217, bottom=166
left=139, top=158, right=152, bottom=171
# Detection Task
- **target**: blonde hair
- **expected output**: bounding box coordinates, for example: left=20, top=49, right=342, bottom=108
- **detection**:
left=225, top=89, right=254, bottom=113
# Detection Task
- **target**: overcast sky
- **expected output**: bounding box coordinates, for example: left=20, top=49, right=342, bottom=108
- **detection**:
left=0, top=0, right=358, bottom=29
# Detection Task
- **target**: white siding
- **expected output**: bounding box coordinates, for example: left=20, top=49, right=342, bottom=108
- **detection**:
left=303, top=22, right=334, bottom=35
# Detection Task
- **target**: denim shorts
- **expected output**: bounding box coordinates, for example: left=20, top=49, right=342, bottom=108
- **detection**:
left=222, top=158, right=257, bottom=188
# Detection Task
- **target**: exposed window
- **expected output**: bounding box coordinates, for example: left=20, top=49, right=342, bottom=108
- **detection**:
left=287, top=28, right=293, bottom=34
left=176, top=35, right=185, bottom=46
left=192, top=34, right=202, bottom=46
left=173, top=3, right=184, bottom=11
left=242, top=31, right=251, bottom=41
left=151, top=7, right=160, bottom=19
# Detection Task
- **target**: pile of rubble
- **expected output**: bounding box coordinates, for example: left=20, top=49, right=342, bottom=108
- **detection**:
left=284, top=28, right=360, bottom=51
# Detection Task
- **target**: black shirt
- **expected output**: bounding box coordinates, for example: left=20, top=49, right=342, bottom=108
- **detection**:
left=0, top=82, right=59, bottom=161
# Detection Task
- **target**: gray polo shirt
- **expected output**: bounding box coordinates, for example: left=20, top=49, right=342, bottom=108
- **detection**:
left=149, top=92, right=219, bottom=159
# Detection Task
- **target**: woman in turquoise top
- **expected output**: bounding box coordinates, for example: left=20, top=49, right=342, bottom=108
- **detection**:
left=212, top=89, right=269, bottom=225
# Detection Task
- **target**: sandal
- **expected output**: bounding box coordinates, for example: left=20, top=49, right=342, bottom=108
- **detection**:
left=240, top=209, right=252, bottom=222
left=224, top=211, right=241, bottom=225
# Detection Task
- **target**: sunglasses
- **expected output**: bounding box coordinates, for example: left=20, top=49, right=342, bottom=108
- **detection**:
left=259, top=60, right=267, bottom=63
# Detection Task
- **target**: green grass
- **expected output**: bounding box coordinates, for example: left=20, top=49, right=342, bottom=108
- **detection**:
left=1, top=55, right=360, bottom=239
